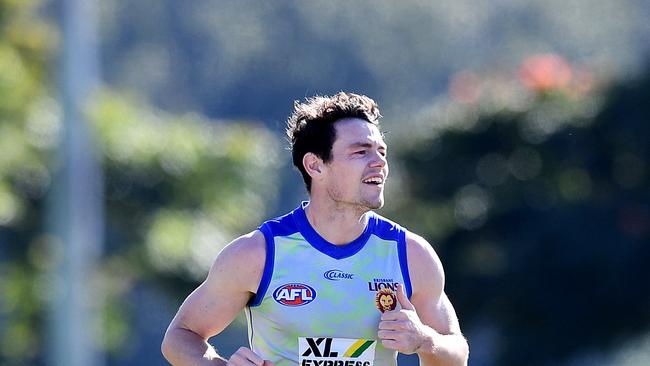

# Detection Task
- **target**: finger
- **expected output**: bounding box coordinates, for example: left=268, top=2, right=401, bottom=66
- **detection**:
left=381, top=338, right=400, bottom=350
left=396, top=283, right=415, bottom=311
left=378, top=320, right=394, bottom=330
left=377, top=329, right=398, bottom=340
left=227, top=353, right=248, bottom=366
left=381, top=310, right=407, bottom=321
left=234, top=347, right=264, bottom=366
left=380, top=319, right=409, bottom=331
left=243, top=351, right=264, bottom=366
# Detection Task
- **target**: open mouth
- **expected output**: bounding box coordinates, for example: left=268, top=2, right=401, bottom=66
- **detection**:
left=362, top=177, right=384, bottom=186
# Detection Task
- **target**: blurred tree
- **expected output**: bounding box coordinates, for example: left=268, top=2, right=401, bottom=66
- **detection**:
left=99, top=0, right=650, bottom=122
left=87, top=91, right=283, bottom=357
left=387, top=55, right=650, bottom=365
left=3, top=0, right=649, bottom=364
left=0, top=0, right=58, bottom=361
left=0, top=2, right=282, bottom=365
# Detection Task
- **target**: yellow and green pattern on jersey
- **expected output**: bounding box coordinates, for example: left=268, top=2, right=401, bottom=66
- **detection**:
left=343, top=340, right=376, bottom=358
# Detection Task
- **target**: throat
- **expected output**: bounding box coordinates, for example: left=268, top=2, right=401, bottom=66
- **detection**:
left=304, top=203, right=369, bottom=246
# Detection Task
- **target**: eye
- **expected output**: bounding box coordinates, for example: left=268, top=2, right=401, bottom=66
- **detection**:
left=354, top=150, right=367, bottom=155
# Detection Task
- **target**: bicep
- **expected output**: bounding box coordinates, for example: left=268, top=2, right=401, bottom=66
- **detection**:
left=168, top=233, right=265, bottom=339
left=407, top=233, right=462, bottom=336
left=170, top=275, right=252, bottom=339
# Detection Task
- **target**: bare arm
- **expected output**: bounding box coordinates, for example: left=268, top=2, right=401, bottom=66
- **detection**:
left=161, top=231, right=267, bottom=366
left=408, top=233, right=469, bottom=366
left=378, top=233, right=469, bottom=366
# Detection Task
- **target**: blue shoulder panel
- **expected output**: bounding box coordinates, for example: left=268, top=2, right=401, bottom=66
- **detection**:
left=396, top=228, right=412, bottom=299
left=371, top=213, right=402, bottom=241
left=372, top=213, right=413, bottom=299
left=248, top=210, right=299, bottom=307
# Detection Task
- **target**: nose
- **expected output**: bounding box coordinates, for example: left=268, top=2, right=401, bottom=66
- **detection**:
left=370, top=150, right=387, bottom=168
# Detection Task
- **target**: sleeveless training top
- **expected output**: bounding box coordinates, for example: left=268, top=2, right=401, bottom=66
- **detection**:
left=246, top=202, right=412, bottom=366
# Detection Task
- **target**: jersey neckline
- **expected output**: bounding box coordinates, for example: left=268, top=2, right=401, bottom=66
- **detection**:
left=292, top=201, right=375, bottom=260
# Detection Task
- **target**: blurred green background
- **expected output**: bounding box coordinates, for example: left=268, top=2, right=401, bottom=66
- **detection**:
left=0, top=0, right=649, bottom=365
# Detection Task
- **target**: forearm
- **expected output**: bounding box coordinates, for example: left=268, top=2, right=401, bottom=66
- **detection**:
left=417, top=329, right=469, bottom=366
left=161, top=327, right=226, bottom=366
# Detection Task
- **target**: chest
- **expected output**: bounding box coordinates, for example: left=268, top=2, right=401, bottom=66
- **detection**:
left=257, top=239, right=405, bottom=339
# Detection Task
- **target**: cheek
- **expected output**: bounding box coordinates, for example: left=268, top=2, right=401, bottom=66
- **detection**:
left=336, top=163, right=363, bottom=181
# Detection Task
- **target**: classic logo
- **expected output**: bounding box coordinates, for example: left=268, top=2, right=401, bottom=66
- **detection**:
left=323, top=269, right=355, bottom=281
left=374, top=288, right=397, bottom=313
left=273, top=283, right=316, bottom=306
left=299, top=337, right=376, bottom=366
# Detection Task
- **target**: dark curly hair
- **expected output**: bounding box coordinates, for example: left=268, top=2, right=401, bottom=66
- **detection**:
left=286, top=92, right=382, bottom=193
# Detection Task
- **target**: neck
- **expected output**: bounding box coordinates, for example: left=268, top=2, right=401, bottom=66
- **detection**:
left=303, top=199, right=370, bottom=246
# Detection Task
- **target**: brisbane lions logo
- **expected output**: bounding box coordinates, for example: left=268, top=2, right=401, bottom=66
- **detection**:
left=375, top=288, right=397, bottom=313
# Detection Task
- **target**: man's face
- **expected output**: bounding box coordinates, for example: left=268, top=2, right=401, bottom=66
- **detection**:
left=321, top=118, right=388, bottom=210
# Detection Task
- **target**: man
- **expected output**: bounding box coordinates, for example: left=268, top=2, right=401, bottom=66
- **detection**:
left=161, top=92, right=469, bottom=366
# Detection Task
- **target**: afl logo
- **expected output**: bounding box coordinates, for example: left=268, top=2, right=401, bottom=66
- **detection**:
left=273, top=283, right=316, bottom=306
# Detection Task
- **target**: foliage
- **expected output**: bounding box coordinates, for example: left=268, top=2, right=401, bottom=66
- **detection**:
left=0, top=2, right=283, bottom=364
left=1, top=92, right=282, bottom=364
left=100, top=0, right=650, bottom=122
left=0, top=0, right=57, bottom=360
left=2, top=1, right=650, bottom=365
left=387, top=56, right=650, bottom=365
left=91, top=91, right=282, bottom=280
left=87, top=91, right=282, bottom=355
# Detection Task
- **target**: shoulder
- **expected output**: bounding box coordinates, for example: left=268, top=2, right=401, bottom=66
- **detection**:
left=167, top=231, right=267, bottom=339
left=404, top=231, right=445, bottom=296
left=370, top=212, right=406, bottom=240
left=209, top=230, right=266, bottom=293
left=370, top=213, right=443, bottom=281
left=216, top=229, right=266, bottom=261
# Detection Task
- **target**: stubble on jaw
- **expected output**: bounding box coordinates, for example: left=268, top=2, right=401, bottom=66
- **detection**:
left=325, top=184, right=384, bottom=214
left=355, top=181, right=386, bottom=211
left=363, top=194, right=384, bottom=210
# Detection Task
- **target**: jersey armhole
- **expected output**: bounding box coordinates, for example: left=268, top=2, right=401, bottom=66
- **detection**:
left=248, top=223, right=275, bottom=307
left=397, top=228, right=413, bottom=299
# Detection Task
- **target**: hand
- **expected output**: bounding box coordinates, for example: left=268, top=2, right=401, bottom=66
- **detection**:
left=226, top=347, right=275, bottom=366
left=377, top=284, right=429, bottom=354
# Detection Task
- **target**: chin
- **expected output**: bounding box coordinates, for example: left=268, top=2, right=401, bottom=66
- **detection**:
left=365, top=197, right=384, bottom=210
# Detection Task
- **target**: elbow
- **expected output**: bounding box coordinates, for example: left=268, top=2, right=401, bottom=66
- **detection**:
left=161, top=328, right=175, bottom=362
left=446, top=334, right=470, bottom=366
left=160, top=336, right=170, bottom=361
left=460, top=337, right=470, bottom=365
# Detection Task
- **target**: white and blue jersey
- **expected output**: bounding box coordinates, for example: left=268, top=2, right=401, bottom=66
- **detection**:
left=246, top=202, right=412, bottom=366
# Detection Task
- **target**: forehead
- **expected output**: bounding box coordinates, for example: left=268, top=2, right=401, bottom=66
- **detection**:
left=333, top=118, right=385, bottom=147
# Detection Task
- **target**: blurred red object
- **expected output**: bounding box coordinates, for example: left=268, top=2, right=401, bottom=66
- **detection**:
left=449, top=71, right=482, bottom=104
left=519, top=54, right=573, bottom=92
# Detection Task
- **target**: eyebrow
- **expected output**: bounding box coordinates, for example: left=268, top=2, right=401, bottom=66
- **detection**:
left=347, top=142, right=388, bottom=150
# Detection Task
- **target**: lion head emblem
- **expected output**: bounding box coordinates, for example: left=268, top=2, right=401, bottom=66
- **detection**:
left=375, top=288, right=397, bottom=313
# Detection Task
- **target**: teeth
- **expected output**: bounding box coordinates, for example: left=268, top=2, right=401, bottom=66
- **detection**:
left=363, top=177, right=383, bottom=184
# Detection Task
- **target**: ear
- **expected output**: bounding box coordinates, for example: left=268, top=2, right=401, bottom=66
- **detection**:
left=302, top=152, right=324, bottom=180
